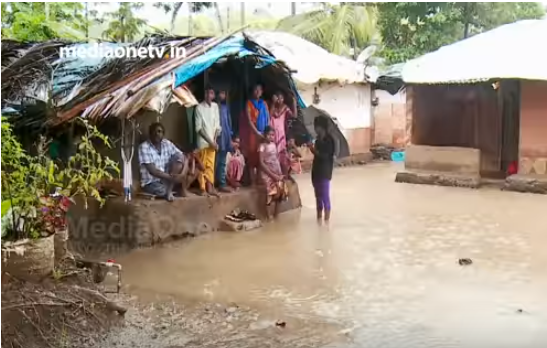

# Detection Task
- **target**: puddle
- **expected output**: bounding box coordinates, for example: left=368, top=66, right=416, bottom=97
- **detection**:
left=116, top=164, right=547, bottom=347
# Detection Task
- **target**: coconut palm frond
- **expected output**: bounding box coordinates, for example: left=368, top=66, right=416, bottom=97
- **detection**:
left=276, top=4, right=379, bottom=56
left=349, top=6, right=380, bottom=48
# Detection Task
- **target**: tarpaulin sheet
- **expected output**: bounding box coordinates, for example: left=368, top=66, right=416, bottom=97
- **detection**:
left=172, top=36, right=306, bottom=108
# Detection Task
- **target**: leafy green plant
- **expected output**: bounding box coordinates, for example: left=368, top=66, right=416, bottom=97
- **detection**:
left=63, top=119, right=120, bottom=209
left=1, top=116, right=120, bottom=241
left=1, top=2, right=86, bottom=41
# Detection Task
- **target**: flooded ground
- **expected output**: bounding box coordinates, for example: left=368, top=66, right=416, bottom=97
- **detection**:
left=114, top=163, right=547, bottom=348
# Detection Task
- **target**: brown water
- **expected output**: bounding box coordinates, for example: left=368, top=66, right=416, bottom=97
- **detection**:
left=118, top=164, right=547, bottom=348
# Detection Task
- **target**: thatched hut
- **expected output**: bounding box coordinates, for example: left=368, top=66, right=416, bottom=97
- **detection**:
left=1, top=32, right=310, bottom=193
left=1, top=32, right=307, bottom=251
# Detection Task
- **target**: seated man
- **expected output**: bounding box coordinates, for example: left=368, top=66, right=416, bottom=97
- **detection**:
left=138, top=122, right=190, bottom=201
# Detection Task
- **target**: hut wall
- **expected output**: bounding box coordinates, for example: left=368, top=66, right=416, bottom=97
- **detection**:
left=98, top=104, right=190, bottom=193
left=299, top=83, right=372, bottom=155
left=519, top=80, right=547, bottom=176
left=372, top=89, right=407, bottom=148
left=410, top=84, right=503, bottom=176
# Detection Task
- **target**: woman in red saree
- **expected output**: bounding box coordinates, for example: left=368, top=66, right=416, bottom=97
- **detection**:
left=239, top=84, right=270, bottom=185
left=270, top=92, right=293, bottom=175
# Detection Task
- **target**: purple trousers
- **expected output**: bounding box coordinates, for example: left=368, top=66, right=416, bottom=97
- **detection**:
left=312, top=179, right=331, bottom=211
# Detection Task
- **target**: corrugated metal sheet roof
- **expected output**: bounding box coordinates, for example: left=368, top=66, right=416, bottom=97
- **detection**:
left=403, top=20, right=547, bottom=84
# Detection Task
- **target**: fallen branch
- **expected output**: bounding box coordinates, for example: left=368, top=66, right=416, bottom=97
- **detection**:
left=73, top=286, right=128, bottom=315
left=2, top=302, right=73, bottom=311
left=17, top=309, right=55, bottom=348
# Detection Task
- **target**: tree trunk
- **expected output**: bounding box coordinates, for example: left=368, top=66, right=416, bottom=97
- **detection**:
left=240, top=2, right=245, bottom=26
left=463, top=2, right=471, bottom=38
left=170, top=2, right=183, bottom=33
left=214, top=2, right=224, bottom=33
left=119, top=2, right=125, bottom=43
left=45, top=2, right=50, bottom=20
left=188, top=2, right=193, bottom=35
left=291, top=2, right=297, bottom=15
left=85, top=2, right=89, bottom=41
left=226, top=6, right=230, bottom=31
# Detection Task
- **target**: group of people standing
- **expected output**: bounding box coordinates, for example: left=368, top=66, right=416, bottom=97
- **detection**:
left=138, top=83, right=334, bottom=222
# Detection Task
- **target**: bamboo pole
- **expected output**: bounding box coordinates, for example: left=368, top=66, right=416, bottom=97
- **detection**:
left=54, top=26, right=249, bottom=125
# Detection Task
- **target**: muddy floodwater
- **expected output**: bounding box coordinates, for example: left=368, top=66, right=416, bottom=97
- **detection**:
left=116, top=164, right=547, bottom=348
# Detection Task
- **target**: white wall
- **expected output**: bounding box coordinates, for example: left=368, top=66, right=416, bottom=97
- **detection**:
left=299, top=83, right=372, bottom=133
left=374, top=89, right=406, bottom=104
left=372, top=89, right=407, bottom=147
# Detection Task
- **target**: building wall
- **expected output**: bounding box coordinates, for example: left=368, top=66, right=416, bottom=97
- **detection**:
left=519, top=80, right=547, bottom=175
left=410, top=84, right=503, bottom=176
left=372, top=89, right=407, bottom=147
left=299, top=83, right=372, bottom=154
left=99, top=104, right=189, bottom=193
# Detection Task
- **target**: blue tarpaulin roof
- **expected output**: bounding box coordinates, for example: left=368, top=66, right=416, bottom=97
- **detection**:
left=172, top=35, right=306, bottom=108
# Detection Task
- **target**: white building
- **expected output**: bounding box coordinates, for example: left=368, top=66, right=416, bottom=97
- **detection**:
left=248, top=30, right=375, bottom=156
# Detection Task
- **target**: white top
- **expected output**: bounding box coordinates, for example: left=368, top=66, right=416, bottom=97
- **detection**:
left=403, top=20, right=547, bottom=84
left=195, top=101, right=221, bottom=150
left=246, top=30, right=367, bottom=86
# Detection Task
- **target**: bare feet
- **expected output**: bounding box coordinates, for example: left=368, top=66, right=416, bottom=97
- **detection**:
left=180, top=189, right=194, bottom=197
left=207, top=189, right=220, bottom=197
left=219, top=186, right=232, bottom=193
left=166, top=193, right=175, bottom=202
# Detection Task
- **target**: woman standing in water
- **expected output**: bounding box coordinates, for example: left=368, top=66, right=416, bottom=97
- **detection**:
left=309, top=116, right=335, bottom=222
left=270, top=91, right=293, bottom=175
left=240, top=84, right=270, bottom=185
left=259, top=126, right=288, bottom=220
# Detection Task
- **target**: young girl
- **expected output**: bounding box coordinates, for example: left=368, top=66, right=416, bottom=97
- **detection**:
left=259, top=126, right=288, bottom=220
left=287, top=136, right=302, bottom=175
left=226, top=136, right=246, bottom=190
left=309, top=116, right=335, bottom=222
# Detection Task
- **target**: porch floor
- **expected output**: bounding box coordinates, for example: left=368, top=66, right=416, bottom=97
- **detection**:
left=68, top=182, right=302, bottom=256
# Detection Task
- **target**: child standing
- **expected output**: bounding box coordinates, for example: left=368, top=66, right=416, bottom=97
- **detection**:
left=259, top=126, right=288, bottom=220
left=309, top=116, right=335, bottom=222
left=226, top=136, right=245, bottom=190
left=287, top=136, right=302, bottom=175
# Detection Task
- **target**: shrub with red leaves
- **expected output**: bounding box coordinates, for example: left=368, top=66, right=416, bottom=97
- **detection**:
left=39, top=195, right=72, bottom=235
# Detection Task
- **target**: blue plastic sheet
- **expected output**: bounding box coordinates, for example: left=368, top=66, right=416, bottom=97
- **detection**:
left=173, top=37, right=250, bottom=88
left=172, top=37, right=306, bottom=108
left=391, top=151, right=405, bottom=162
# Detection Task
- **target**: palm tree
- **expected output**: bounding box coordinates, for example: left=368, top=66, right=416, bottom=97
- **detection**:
left=214, top=2, right=224, bottom=33
left=154, top=2, right=214, bottom=34
left=170, top=2, right=184, bottom=33
left=277, top=3, right=379, bottom=56
left=240, top=2, right=245, bottom=26
left=102, top=2, right=147, bottom=43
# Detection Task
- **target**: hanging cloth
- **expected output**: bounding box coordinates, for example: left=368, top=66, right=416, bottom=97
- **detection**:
left=121, top=119, right=136, bottom=203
